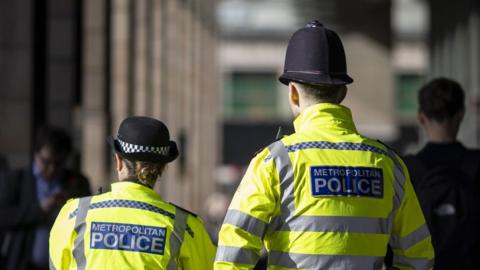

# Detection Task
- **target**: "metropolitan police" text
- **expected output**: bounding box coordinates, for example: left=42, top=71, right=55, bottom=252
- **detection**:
left=90, top=222, right=166, bottom=255
left=310, top=166, right=384, bottom=198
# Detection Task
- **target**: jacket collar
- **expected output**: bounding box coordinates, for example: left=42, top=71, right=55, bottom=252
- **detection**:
left=293, top=103, right=358, bottom=134
left=111, top=181, right=163, bottom=201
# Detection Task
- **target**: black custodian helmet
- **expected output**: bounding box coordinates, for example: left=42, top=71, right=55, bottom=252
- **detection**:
left=279, top=20, right=353, bottom=86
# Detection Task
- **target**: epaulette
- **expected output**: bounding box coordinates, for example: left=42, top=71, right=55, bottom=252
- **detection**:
left=169, top=203, right=196, bottom=237
left=376, top=139, right=396, bottom=152
left=254, top=137, right=286, bottom=158
left=169, top=203, right=198, bottom=218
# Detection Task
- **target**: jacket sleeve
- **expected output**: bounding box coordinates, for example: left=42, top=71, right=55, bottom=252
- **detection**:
left=389, top=155, right=434, bottom=270
left=214, top=149, right=278, bottom=270
left=180, top=215, right=217, bottom=269
left=49, top=199, right=78, bottom=270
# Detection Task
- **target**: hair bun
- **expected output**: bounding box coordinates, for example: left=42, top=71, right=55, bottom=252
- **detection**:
left=137, top=166, right=159, bottom=186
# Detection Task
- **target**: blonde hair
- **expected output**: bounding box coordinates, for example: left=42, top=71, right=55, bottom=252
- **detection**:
left=123, top=159, right=166, bottom=187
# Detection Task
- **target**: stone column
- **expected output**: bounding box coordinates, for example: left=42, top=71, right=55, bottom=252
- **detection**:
left=0, top=0, right=33, bottom=167
left=110, top=0, right=131, bottom=148
left=133, top=0, right=149, bottom=115
left=82, top=0, right=108, bottom=192
left=46, top=0, right=79, bottom=129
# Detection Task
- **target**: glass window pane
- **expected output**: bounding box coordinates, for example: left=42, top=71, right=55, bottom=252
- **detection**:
left=396, top=74, right=423, bottom=118
left=225, top=72, right=278, bottom=119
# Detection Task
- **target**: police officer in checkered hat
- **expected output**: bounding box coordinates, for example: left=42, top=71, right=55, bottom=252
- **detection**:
left=214, top=21, right=434, bottom=269
left=50, top=116, right=216, bottom=270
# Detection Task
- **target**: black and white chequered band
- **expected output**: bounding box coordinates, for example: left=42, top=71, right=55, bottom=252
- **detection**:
left=117, top=139, right=170, bottom=156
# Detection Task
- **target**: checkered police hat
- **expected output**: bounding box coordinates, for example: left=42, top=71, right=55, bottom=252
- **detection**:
left=109, top=116, right=179, bottom=163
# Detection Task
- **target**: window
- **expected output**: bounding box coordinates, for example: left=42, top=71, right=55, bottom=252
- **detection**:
left=396, top=74, right=423, bottom=118
left=224, top=72, right=278, bottom=119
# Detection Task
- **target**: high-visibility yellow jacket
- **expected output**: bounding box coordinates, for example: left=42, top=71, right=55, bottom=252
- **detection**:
left=215, top=103, right=434, bottom=270
left=49, top=181, right=216, bottom=270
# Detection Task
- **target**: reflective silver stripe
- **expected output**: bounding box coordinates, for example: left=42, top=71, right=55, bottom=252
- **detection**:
left=264, top=141, right=389, bottom=161
left=223, top=209, right=267, bottom=238
left=394, top=255, right=434, bottom=270
left=215, top=246, right=259, bottom=265
left=386, top=149, right=406, bottom=212
left=390, top=223, right=431, bottom=250
left=167, top=207, right=188, bottom=270
left=268, top=140, right=295, bottom=231
left=385, top=212, right=394, bottom=236
left=72, top=196, right=92, bottom=270
left=269, top=250, right=384, bottom=270
left=386, top=149, right=407, bottom=243
left=277, top=215, right=390, bottom=234
left=49, top=256, right=57, bottom=270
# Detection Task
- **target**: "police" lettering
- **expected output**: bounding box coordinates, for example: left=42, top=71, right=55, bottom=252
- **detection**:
left=310, top=166, right=383, bottom=198
left=90, top=222, right=166, bottom=255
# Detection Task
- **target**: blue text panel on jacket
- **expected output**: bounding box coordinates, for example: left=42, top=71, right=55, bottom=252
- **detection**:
left=90, top=222, right=166, bottom=255
left=310, top=166, right=384, bottom=198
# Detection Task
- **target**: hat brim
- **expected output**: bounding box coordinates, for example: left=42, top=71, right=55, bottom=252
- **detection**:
left=279, top=72, right=353, bottom=86
left=108, top=136, right=179, bottom=163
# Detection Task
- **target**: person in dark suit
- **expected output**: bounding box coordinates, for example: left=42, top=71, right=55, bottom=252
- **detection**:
left=0, top=126, right=91, bottom=270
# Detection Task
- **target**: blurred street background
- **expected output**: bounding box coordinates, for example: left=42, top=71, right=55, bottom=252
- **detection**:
left=0, top=0, right=479, bottom=232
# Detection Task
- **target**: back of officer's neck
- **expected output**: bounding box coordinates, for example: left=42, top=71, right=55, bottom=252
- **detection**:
left=299, top=99, right=341, bottom=113
left=118, top=176, right=155, bottom=189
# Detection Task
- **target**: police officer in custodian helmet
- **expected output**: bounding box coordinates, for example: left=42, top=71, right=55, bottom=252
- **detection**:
left=214, top=21, right=434, bottom=270
left=49, top=116, right=216, bottom=269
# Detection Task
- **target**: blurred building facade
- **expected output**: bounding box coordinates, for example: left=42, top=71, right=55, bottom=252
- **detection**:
left=428, top=0, right=480, bottom=148
left=0, top=0, right=218, bottom=213
left=391, top=0, right=429, bottom=153
left=217, top=0, right=480, bottom=163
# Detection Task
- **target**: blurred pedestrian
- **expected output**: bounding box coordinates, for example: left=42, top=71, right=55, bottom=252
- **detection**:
left=0, top=126, right=91, bottom=270
left=403, top=78, right=480, bottom=270
left=214, top=21, right=434, bottom=270
left=49, top=116, right=216, bottom=269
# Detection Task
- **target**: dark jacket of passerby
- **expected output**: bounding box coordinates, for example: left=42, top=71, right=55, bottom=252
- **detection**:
left=0, top=167, right=90, bottom=270
left=405, top=142, right=480, bottom=270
